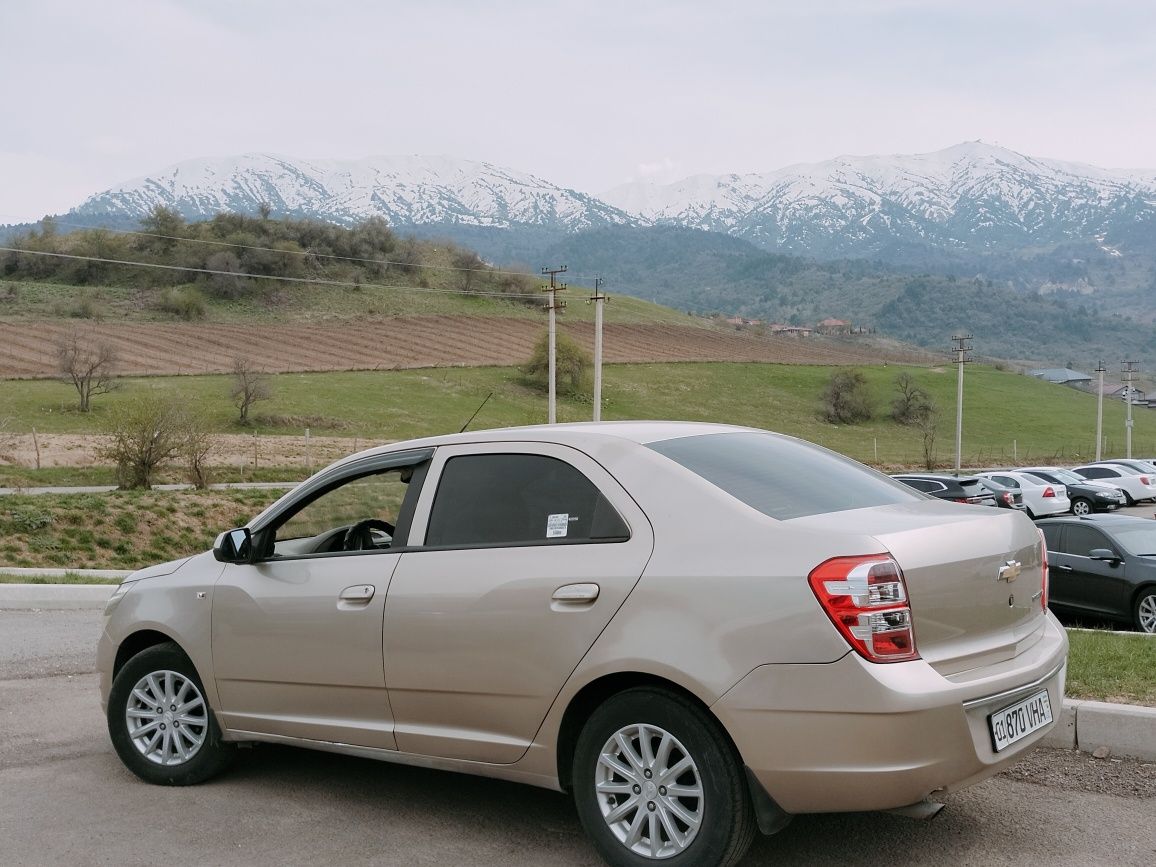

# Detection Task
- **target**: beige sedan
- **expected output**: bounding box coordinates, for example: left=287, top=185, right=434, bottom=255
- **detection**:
left=99, top=422, right=1067, bottom=867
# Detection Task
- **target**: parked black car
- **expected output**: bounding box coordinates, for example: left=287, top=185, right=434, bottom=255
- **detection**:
left=1018, top=467, right=1126, bottom=516
left=1036, top=514, right=1156, bottom=633
left=891, top=474, right=998, bottom=506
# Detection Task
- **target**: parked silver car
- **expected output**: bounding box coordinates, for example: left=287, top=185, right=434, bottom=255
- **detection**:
left=99, top=422, right=1066, bottom=867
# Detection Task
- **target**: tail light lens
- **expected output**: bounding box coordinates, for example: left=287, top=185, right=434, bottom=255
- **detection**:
left=1042, top=487, right=1055, bottom=498
left=1037, top=528, right=1049, bottom=612
left=1141, top=476, right=1150, bottom=486
left=808, top=555, right=919, bottom=663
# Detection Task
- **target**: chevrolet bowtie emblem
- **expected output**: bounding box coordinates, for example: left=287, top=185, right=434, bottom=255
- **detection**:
left=997, top=560, right=1022, bottom=582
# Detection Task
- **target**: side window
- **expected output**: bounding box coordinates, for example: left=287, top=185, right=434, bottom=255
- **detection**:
left=1064, top=525, right=1110, bottom=557
left=901, top=479, right=935, bottom=493
left=424, top=453, right=629, bottom=548
left=994, top=476, right=1019, bottom=489
left=270, top=468, right=413, bottom=556
left=1078, top=467, right=1109, bottom=479
left=1039, top=523, right=1063, bottom=551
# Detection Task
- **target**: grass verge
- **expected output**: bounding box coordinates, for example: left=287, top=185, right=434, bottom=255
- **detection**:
left=1065, top=629, right=1156, bottom=706
left=0, top=571, right=122, bottom=585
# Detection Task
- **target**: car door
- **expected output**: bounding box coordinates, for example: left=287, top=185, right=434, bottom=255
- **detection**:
left=211, top=451, right=430, bottom=749
left=1050, top=524, right=1128, bottom=616
left=383, top=442, right=654, bottom=764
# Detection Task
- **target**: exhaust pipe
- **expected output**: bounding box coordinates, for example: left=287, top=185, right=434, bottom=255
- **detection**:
left=885, top=799, right=946, bottom=821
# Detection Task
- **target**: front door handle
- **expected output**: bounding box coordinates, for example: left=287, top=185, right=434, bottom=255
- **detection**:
left=339, top=584, right=376, bottom=603
left=1054, top=565, right=1073, bottom=572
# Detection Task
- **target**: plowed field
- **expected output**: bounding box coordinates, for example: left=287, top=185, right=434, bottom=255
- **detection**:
left=0, top=317, right=936, bottom=378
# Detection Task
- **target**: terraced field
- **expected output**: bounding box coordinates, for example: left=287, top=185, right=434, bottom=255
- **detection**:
left=0, top=316, right=936, bottom=377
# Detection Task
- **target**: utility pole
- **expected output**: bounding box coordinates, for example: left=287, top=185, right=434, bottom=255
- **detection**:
left=1095, top=359, right=1105, bottom=461
left=588, top=276, right=608, bottom=421
left=541, top=265, right=567, bottom=424
left=1122, top=360, right=1139, bottom=459
left=951, top=335, right=973, bottom=473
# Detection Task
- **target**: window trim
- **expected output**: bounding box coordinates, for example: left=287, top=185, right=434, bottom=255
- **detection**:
left=249, top=448, right=433, bottom=563
left=405, top=443, right=636, bottom=553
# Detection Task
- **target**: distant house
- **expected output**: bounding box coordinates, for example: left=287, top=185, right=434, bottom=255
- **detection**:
left=1108, top=385, right=1149, bottom=404
left=1028, top=368, right=1094, bottom=389
left=816, top=318, right=851, bottom=335
left=724, top=316, right=763, bottom=328
left=769, top=323, right=813, bottom=337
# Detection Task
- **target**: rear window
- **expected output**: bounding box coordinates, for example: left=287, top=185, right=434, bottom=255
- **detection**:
left=648, top=432, right=921, bottom=520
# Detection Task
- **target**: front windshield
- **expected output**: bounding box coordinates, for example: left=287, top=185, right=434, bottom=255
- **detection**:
left=1108, top=525, right=1156, bottom=556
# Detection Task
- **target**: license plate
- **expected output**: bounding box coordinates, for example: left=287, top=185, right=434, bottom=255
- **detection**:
left=988, top=689, right=1053, bottom=752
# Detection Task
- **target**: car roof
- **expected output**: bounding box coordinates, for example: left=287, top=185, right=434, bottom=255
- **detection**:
left=327, top=420, right=763, bottom=468
left=1036, top=514, right=1151, bottom=527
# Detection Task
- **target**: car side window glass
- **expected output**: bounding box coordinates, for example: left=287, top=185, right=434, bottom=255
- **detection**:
left=424, top=454, right=629, bottom=547
left=1039, top=524, right=1063, bottom=551
left=1079, top=467, right=1109, bottom=479
left=272, top=469, right=411, bottom=554
left=995, top=476, right=1019, bottom=488
left=902, top=479, right=935, bottom=492
left=1064, top=525, right=1109, bottom=557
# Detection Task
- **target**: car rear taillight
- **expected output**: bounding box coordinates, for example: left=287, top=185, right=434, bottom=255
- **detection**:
left=1002, top=493, right=1014, bottom=506
left=1036, top=529, right=1049, bottom=613
left=1141, top=476, right=1151, bottom=486
left=953, top=497, right=968, bottom=503
left=808, top=555, right=919, bottom=663
left=1042, top=487, right=1055, bottom=498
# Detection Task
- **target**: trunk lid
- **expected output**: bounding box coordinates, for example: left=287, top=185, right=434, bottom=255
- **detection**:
left=789, top=501, right=1046, bottom=674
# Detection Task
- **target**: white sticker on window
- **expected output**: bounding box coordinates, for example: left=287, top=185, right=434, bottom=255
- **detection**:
left=546, top=513, right=569, bottom=538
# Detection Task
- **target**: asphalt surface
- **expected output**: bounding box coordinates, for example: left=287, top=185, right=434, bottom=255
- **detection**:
left=2, top=612, right=1155, bottom=866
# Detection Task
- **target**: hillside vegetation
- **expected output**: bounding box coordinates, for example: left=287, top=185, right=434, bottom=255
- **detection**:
left=537, top=225, right=1156, bottom=370
left=0, top=209, right=691, bottom=327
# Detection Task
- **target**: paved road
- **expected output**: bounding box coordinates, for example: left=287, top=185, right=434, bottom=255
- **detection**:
left=1, top=611, right=1153, bottom=866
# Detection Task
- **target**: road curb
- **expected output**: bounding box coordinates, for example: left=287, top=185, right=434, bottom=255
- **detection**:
left=2, top=581, right=1154, bottom=761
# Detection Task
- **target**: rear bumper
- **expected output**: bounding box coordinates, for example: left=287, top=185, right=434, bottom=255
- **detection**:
left=711, top=613, right=1068, bottom=814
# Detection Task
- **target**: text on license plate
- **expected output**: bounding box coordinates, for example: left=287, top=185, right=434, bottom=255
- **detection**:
left=988, top=689, right=1053, bottom=752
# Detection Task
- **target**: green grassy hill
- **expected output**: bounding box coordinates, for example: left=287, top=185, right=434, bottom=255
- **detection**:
left=2, top=363, right=1152, bottom=470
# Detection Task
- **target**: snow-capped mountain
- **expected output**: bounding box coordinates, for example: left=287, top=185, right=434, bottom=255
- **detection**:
left=67, top=143, right=1156, bottom=261
left=73, top=153, right=635, bottom=231
left=601, top=142, right=1156, bottom=256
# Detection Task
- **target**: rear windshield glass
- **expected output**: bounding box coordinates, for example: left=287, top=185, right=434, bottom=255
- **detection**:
left=648, top=432, right=921, bottom=520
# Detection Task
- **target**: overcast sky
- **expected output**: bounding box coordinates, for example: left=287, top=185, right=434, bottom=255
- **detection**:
left=2, top=0, right=1154, bottom=222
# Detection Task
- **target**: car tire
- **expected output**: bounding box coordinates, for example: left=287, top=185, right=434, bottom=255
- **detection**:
left=1134, top=589, right=1156, bottom=634
left=107, top=642, right=234, bottom=786
left=572, top=687, right=756, bottom=867
left=1122, top=491, right=1136, bottom=506
left=1070, top=498, right=1093, bottom=516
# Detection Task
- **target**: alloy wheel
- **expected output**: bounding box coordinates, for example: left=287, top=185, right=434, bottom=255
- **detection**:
left=1138, top=594, right=1156, bottom=634
left=594, top=723, right=704, bottom=859
left=125, top=669, right=209, bottom=766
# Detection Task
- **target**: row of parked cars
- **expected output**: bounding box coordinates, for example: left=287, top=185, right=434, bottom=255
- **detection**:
left=894, top=460, right=1156, bottom=634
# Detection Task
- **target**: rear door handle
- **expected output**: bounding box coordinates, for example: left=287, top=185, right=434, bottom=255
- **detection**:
left=339, top=584, right=376, bottom=603
left=552, top=583, right=600, bottom=610
left=1054, top=565, right=1073, bottom=572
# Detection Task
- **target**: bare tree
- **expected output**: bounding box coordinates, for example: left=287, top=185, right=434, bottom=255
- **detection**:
left=100, top=396, right=184, bottom=489
left=231, top=357, right=272, bottom=424
left=890, top=372, right=933, bottom=425
left=56, top=329, right=118, bottom=412
left=919, top=404, right=940, bottom=470
left=819, top=370, right=873, bottom=424
left=178, top=408, right=214, bottom=489
left=0, top=416, right=18, bottom=464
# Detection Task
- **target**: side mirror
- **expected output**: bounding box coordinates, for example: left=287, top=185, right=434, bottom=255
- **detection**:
left=1088, top=548, right=1119, bottom=564
left=213, top=527, right=253, bottom=563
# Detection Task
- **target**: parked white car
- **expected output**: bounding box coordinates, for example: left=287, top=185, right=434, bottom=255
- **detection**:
left=975, top=471, right=1070, bottom=519
left=1071, top=463, right=1156, bottom=505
